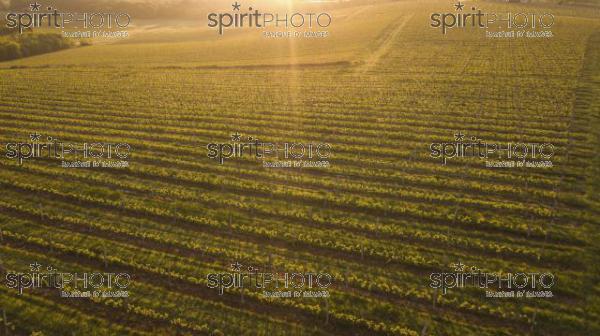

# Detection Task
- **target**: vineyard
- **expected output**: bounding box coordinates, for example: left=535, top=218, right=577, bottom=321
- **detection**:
left=0, top=0, right=599, bottom=335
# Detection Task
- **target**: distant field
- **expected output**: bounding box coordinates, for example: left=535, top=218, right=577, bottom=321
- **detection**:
left=0, top=0, right=599, bottom=335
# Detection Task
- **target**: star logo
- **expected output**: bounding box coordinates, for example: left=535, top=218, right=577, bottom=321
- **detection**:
left=230, top=261, right=242, bottom=272
left=454, top=131, right=465, bottom=141
left=30, top=133, right=41, bottom=141
left=232, top=2, right=241, bottom=11
left=231, top=132, right=241, bottom=142
left=452, top=262, right=465, bottom=272
left=454, top=1, right=464, bottom=11
left=30, top=2, right=41, bottom=11
left=30, top=262, right=42, bottom=272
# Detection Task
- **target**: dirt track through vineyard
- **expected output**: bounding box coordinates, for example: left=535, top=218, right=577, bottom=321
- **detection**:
left=358, top=14, right=414, bottom=73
